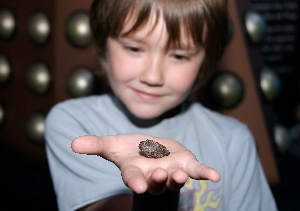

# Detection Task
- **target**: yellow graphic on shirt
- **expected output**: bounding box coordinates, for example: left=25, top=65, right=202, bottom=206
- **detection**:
left=180, top=178, right=222, bottom=211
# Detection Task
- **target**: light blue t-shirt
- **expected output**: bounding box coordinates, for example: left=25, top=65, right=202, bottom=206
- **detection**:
left=45, top=94, right=277, bottom=211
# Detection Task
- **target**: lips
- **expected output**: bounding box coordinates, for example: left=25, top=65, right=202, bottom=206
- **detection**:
left=132, top=88, right=163, bottom=101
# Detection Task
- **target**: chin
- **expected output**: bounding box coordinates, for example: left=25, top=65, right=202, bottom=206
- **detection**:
left=128, top=105, right=165, bottom=119
left=129, top=104, right=180, bottom=120
left=131, top=110, right=163, bottom=120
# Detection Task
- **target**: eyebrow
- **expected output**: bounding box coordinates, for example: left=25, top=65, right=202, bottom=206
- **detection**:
left=168, top=41, right=202, bottom=53
left=118, top=34, right=201, bottom=52
left=118, top=35, right=144, bottom=43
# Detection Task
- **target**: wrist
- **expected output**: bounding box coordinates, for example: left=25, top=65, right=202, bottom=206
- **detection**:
left=131, top=189, right=180, bottom=211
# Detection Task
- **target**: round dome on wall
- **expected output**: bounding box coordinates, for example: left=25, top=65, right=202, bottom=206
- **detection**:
left=208, top=71, right=244, bottom=108
left=245, top=10, right=266, bottom=44
left=27, top=11, right=51, bottom=45
left=226, top=20, right=234, bottom=44
left=0, top=8, right=16, bottom=40
left=0, top=103, right=4, bottom=126
left=26, top=113, right=46, bottom=144
left=260, top=66, right=281, bottom=101
left=274, top=124, right=291, bottom=154
left=26, top=62, right=51, bottom=95
left=66, top=11, right=92, bottom=48
left=66, top=66, right=95, bottom=98
left=0, top=55, right=11, bottom=85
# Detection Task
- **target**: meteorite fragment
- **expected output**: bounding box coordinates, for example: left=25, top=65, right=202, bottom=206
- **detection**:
left=139, top=139, right=170, bottom=158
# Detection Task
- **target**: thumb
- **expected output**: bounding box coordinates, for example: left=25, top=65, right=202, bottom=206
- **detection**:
left=71, top=135, right=104, bottom=155
left=71, top=134, right=140, bottom=164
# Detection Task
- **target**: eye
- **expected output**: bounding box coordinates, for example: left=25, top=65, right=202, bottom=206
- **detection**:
left=125, top=46, right=141, bottom=53
left=173, top=54, right=189, bottom=61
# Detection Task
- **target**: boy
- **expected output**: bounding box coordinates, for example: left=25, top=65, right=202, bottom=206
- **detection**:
left=45, top=0, right=277, bottom=210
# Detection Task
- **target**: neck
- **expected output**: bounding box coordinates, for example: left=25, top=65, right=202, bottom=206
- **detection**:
left=113, top=96, right=182, bottom=128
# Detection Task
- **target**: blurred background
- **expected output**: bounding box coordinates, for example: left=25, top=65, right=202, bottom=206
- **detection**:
left=0, top=0, right=299, bottom=210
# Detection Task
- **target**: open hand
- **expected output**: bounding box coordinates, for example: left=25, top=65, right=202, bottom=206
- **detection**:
left=71, top=133, right=220, bottom=195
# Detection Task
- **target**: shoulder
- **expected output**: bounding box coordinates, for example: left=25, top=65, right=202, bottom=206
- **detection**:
left=45, top=94, right=116, bottom=131
left=188, top=102, right=249, bottom=133
left=50, top=94, right=112, bottom=112
left=186, top=102, right=255, bottom=154
left=47, top=94, right=113, bottom=118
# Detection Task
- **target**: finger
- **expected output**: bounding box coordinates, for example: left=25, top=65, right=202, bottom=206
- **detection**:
left=186, top=159, right=220, bottom=183
left=167, top=169, right=189, bottom=191
left=146, top=168, right=168, bottom=195
left=121, top=165, right=148, bottom=194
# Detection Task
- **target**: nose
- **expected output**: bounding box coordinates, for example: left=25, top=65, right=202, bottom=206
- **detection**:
left=139, top=56, right=164, bottom=86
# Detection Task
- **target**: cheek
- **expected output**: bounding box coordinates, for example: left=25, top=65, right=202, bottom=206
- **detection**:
left=168, top=68, right=199, bottom=95
left=168, top=51, right=204, bottom=94
left=108, top=52, right=136, bottom=83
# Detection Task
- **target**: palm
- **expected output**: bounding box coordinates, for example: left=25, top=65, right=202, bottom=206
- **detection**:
left=72, top=133, right=220, bottom=194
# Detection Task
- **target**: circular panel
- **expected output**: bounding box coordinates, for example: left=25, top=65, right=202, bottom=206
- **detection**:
left=0, top=8, right=16, bottom=40
left=245, top=11, right=266, bottom=44
left=0, top=55, right=11, bottom=85
left=66, top=11, right=92, bottom=48
left=0, top=103, right=4, bottom=126
left=66, top=66, right=95, bottom=98
left=26, top=113, right=46, bottom=144
left=274, top=124, right=291, bottom=154
left=260, top=66, right=281, bottom=101
left=27, top=11, right=51, bottom=45
left=226, top=20, right=233, bottom=44
left=26, top=62, right=51, bottom=95
left=208, top=71, right=244, bottom=108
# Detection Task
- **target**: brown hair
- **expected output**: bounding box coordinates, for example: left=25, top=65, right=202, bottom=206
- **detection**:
left=90, top=0, right=228, bottom=90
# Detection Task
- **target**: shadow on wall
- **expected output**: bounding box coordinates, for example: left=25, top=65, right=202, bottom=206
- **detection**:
left=0, top=139, right=58, bottom=210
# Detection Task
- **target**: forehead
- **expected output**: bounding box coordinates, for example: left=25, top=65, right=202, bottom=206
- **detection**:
left=120, top=9, right=199, bottom=48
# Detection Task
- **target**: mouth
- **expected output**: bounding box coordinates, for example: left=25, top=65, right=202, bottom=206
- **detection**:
left=132, top=89, right=163, bottom=101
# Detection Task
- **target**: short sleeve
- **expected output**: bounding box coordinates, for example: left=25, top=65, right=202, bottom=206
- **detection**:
left=227, top=125, right=277, bottom=211
left=45, top=103, right=131, bottom=211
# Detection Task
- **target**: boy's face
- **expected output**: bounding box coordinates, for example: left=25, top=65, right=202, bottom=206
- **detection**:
left=106, top=13, right=205, bottom=119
